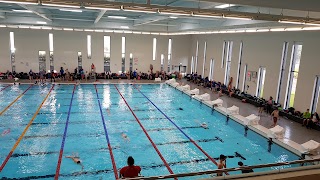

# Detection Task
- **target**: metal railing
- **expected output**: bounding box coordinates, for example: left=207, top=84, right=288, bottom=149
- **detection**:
left=120, top=158, right=320, bottom=180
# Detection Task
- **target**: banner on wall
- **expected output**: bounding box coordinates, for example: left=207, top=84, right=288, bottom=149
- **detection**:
left=134, top=58, right=138, bottom=65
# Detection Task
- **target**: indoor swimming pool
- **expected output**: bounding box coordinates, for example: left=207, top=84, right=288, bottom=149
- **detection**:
left=0, top=83, right=301, bottom=179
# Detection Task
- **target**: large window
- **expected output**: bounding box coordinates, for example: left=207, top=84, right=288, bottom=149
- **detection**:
left=208, top=59, right=215, bottom=81
left=202, top=42, right=207, bottom=77
left=104, top=36, right=111, bottom=72
left=121, top=36, right=126, bottom=73
left=130, top=53, right=133, bottom=72
left=191, top=56, right=194, bottom=73
left=167, top=38, right=172, bottom=72
left=49, top=33, right=54, bottom=71
left=284, top=42, right=303, bottom=109
left=276, top=42, right=289, bottom=103
left=256, top=67, right=266, bottom=97
left=87, top=35, right=91, bottom=59
left=223, top=41, right=233, bottom=85
left=242, top=64, right=248, bottom=92
left=39, top=51, right=46, bottom=72
left=310, top=76, right=320, bottom=113
left=221, top=41, right=226, bottom=68
left=236, top=41, right=243, bottom=89
left=195, top=41, right=199, bottom=73
left=161, top=54, right=164, bottom=71
left=153, top=38, right=157, bottom=61
left=9, top=32, right=15, bottom=72
left=78, top=52, right=82, bottom=70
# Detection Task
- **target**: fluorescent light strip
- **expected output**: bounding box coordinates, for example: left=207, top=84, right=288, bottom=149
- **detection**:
left=30, top=26, right=41, bottom=29
left=303, top=26, right=320, bottom=30
left=104, top=30, right=113, bottom=33
left=192, top=14, right=222, bottom=18
left=37, top=21, right=47, bottom=25
left=0, top=0, right=37, bottom=5
left=245, top=29, right=256, bottom=33
left=41, top=26, right=52, bottom=30
left=305, top=23, right=320, bottom=26
left=169, top=16, right=178, bottom=19
left=120, top=26, right=129, bottom=29
left=160, top=11, right=191, bottom=16
left=94, top=29, right=103, bottom=32
left=85, top=6, right=120, bottom=11
left=0, top=25, right=6, bottom=27
left=53, top=27, right=63, bottom=30
left=123, top=9, right=156, bottom=13
left=60, top=9, right=82, bottom=13
left=42, top=3, right=80, bottom=8
left=224, top=16, right=252, bottom=20
left=63, top=28, right=73, bottom=31
left=215, top=4, right=236, bottom=9
left=285, top=27, right=302, bottom=31
left=278, top=20, right=305, bottom=25
left=84, top=29, right=94, bottom=32
left=270, top=28, right=285, bottom=32
left=12, top=9, right=33, bottom=13
left=256, top=29, right=269, bottom=32
left=18, top=25, right=29, bottom=29
left=108, top=16, right=127, bottom=19
left=123, top=30, right=132, bottom=33
left=74, top=29, right=83, bottom=31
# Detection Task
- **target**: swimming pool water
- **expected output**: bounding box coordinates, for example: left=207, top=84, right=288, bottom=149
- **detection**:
left=0, top=84, right=300, bottom=179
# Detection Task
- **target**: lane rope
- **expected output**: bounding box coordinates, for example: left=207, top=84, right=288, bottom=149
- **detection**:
left=94, top=84, right=118, bottom=179
left=0, top=84, right=55, bottom=172
left=133, top=85, right=229, bottom=174
left=54, top=85, right=76, bottom=180
left=0, top=84, right=33, bottom=116
left=0, top=84, right=11, bottom=92
left=114, top=84, right=176, bottom=178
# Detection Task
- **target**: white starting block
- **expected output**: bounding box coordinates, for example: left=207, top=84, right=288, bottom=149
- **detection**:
left=177, top=84, right=190, bottom=91
left=301, top=140, right=320, bottom=155
left=268, top=125, right=285, bottom=139
left=204, top=98, right=223, bottom=107
left=227, top=105, right=239, bottom=115
left=170, top=82, right=180, bottom=87
left=244, top=114, right=260, bottom=125
left=193, top=93, right=211, bottom=101
left=185, top=88, right=199, bottom=96
left=155, top=78, right=161, bottom=82
left=165, top=78, right=176, bottom=84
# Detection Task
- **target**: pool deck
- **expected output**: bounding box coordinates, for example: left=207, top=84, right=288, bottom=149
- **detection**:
left=1, top=78, right=319, bottom=145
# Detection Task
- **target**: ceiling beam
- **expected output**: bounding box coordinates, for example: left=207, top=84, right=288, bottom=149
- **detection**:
left=19, top=4, right=52, bottom=21
left=94, top=10, right=106, bottom=24
left=134, top=16, right=169, bottom=26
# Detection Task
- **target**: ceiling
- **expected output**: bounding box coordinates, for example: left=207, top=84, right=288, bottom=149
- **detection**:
left=0, top=0, right=319, bottom=33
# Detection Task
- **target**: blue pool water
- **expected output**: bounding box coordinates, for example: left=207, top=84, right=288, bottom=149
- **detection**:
left=0, top=84, right=300, bottom=179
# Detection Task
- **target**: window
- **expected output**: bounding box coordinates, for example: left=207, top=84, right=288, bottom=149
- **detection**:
left=130, top=53, right=133, bottom=72
left=256, top=67, right=266, bottom=97
left=49, top=33, right=54, bottom=71
left=221, top=41, right=227, bottom=68
left=87, top=35, right=91, bottom=59
left=153, top=38, right=157, bottom=61
left=276, top=42, right=289, bottom=103
left=310, top=76, right=320, bottom=113
left=242, top=64, right=248, bottom=92
left=195, top=41, right=198, bottom=73
left=78, top=52, right=82, bottom=70
left=167, top=38, right=172, bottom=72
left=208, top=59, right=215, bottom=81
left=121, top=36, right=126, bottom=73
left=9, top=32, right=15, bottom=72
left=161, top=54, right=164, bottom=71
left=202, top=42, right=207, bottom=77
left=236, top=41, right=243, bottom=89
left=191, top=56, right=194, bottom=73
left=39, top=51, right=46, bottom=72
left=104, top=36, right=111, bottom=72
left=224, top=41, right=233, bottom=85
left=284, top=42, right=303, bottom=109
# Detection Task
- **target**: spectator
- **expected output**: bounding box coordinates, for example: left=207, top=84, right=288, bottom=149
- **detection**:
left=119, top=156, right=141, bottom=178
left=303, top=112, right=319, bottom=129
left=60, top=67, right=65, bottom=81
left=238, top=161, right=254, bottom=173
left=29, top=69, right=33, bottom=81
left=266, top=96, right=274, bottom=114
left=302, top=109, right=311, bottom=127
left=91, top=63, right=95, bottom=72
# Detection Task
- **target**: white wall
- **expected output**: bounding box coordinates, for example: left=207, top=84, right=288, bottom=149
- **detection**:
left=190, top=31, right=320, bottom=113
left=0, top=28, right=191, bottom=74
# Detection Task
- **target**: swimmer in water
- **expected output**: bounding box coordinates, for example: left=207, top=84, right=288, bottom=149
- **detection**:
left=1, top=128, right=10, bottom=136
left=106, top=108, right=111, bottom=115
left=178, top=107, right=183, bottom=110
left=201, top=122, right=208, bottom=129
left=121, top=132, right=130, bottom=142
left=65, top=153, right=84, bottom=170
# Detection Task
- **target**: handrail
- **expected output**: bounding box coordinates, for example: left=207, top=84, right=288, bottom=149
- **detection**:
left=122, top=158, right=320, bottom=180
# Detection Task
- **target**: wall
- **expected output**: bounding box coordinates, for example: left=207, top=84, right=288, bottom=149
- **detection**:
left=190, top=31, right=320, bottom=113
left=0, top=28, right=191, bottom=74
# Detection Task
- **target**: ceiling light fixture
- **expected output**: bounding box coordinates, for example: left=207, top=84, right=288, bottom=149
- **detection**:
left=108, top=16, right=127, bottom=19
left=36, top=21, right=47, bottom=25
left=41, top=26, right=52, bottom=30
left=256, top=29, right=270, bottom=32
left=159, top=11, right=191, bottom=16
left=285, top=27, right=302, bottom=31
left=278, top=20, right=305, bottom=25
left=42, top=3, right=80, bottom=9
left=85, top=6, right=120, bottom=11
left=0, top=0, right=37, bottom=5
left=74, top=29, right=83, bottom=31
left=30, top=26, right=41, bottom=29
left=303, top=26, right=320, bottom=30
left=305, top=22, right=320, bottom=26
left=270, top=28, right=285, bottom=32
left=52, top=27, right=63, bottom=30
left=63, top=28, right=73, bottom=31
left=245, top=29, right=257, bottom=33
left=18, top=25, right=29, bottom=29
left=169, top=16, right=178, bottom=19
left=215, top=4, right=236, bottom=9
left=123, top=9, right=156, bottom=14
left=223, top=15, right=252, bottom=20
left=192, top=13, right=222, bottom=18
left=12, top=9, right=33, bottom=13
left=120, top=26, right=130, bottom=29
left=59, top=9, right=82, bottom=13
